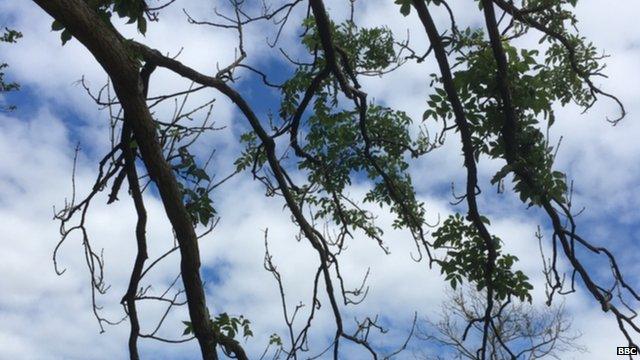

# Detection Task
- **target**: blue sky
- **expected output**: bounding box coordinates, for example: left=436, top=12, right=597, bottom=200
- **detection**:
left=1, top=0, right=640, bottom=359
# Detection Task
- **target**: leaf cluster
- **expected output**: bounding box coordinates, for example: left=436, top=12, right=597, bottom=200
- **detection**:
left=0, top=27, right=22, bottom=111
left=425, top=27, right=596, bottom=205
left=182, top=313, right=253, bottom=340
left=173, top=147, right=216, bottom=227
left=51, top=0, right=149, bottom=45
left=433, top=214, right=533, bottom=302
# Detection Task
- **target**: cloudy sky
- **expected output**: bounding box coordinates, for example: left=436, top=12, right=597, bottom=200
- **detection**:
left=1, top=0, right=639, bottom=359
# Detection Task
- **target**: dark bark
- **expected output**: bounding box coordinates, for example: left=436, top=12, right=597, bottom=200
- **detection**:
left=31, top=1, right=218, bottom=358
left=121, top=123, right=147, bottom=360
left=129, top=41, right=343, bottom=358
left=411, top=1, right=498, bottom=358
left=120, top=62, right=155, bottom=360
left=480, top=0, right=613, bottom=330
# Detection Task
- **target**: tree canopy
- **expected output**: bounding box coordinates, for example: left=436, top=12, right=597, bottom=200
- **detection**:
left=5, top=0, right=639, bottom=359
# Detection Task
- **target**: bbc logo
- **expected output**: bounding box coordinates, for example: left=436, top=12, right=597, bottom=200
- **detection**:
left=618, top=346, right=639, bottom=355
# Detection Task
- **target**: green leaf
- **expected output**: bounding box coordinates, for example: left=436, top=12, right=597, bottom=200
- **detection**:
left=395, top=0, right=411, bottom=16
left=182, top=321, right=193, bottom=336
left=137, top=16, right=147, bottom=35
left=51, top=20, right=65, bottom=31
left=60, top=29, right=72, bottom=45
left=400, top=3, right=411, bottom=16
